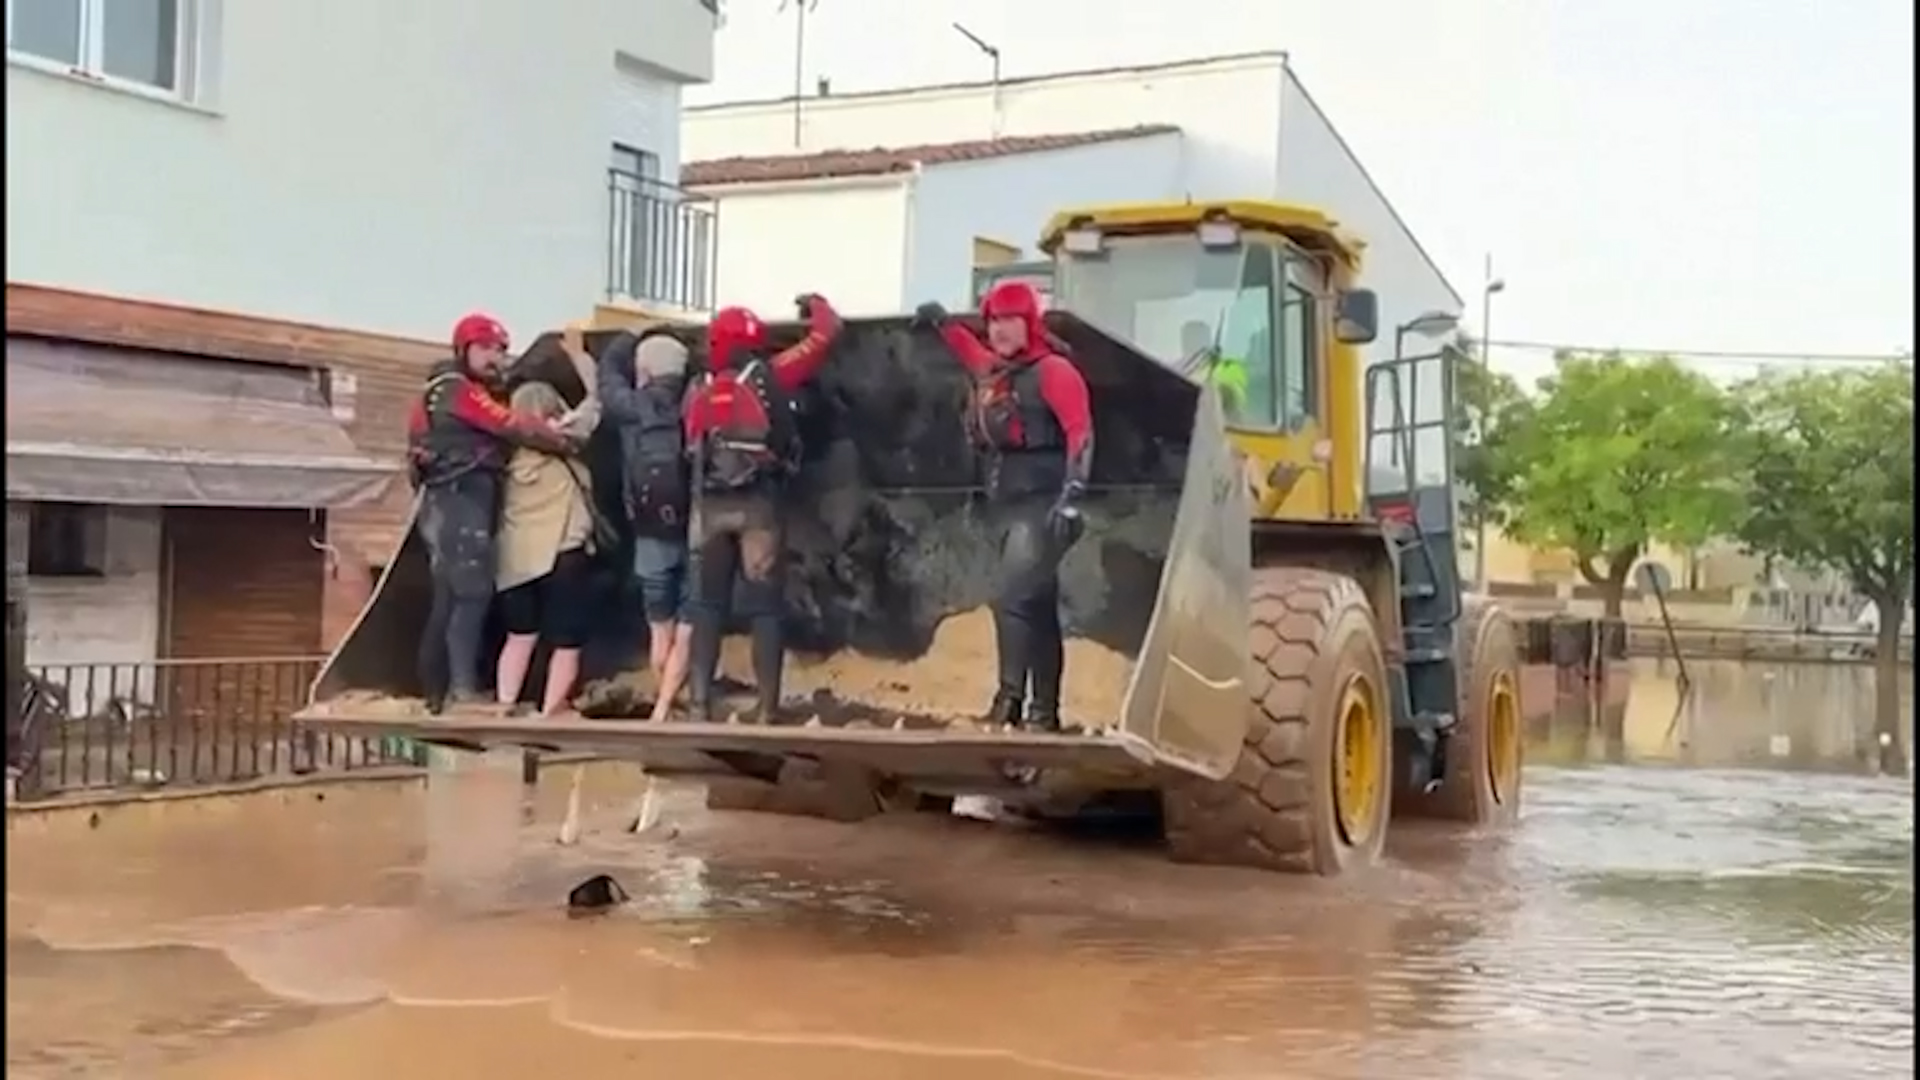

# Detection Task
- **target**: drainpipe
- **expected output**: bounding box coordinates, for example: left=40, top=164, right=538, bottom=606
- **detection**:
left=897, top=162, right=924, bottom=308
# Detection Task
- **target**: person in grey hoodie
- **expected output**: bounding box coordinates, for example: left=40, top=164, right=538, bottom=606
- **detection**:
left=597, top=332, right=695, bottom=722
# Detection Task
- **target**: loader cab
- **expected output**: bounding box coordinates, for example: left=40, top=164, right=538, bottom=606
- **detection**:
left=1037, top=203, right=1378, bottom=521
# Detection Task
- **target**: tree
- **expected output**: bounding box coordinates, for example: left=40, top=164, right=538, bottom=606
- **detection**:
left=1729, top=364, right=1915, bottom=775
left=1448, top=332, right=1528, bottom=539
left=1495, top=352, right=1744, bottom=617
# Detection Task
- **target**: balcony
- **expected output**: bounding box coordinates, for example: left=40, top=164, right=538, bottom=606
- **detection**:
left=605, top=170, right=718, bottom=314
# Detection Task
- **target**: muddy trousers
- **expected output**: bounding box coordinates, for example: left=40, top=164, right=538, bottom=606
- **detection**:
left=990, top=498, right=1067, bottom=727
left=415, top=474, right=500, bottom=706
left=685, top=492, right=785, bottom=719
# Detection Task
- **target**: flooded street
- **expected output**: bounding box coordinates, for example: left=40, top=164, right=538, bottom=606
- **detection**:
left=6, top=660, right=1912, bottom=1080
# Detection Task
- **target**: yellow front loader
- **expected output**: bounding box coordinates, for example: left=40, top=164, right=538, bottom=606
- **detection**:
left=299, top=200, right=1524, bottom=876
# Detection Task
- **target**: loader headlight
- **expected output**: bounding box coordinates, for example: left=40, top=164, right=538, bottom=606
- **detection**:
left=1196, top=215, right=1242, bottom=249
left=1060, top=226, right=1107, bottom=256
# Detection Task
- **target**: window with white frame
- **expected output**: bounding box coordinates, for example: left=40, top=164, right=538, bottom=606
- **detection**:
left=7, top=0, right=194, bottom=97
left=611, top=143, right=660, bottom=181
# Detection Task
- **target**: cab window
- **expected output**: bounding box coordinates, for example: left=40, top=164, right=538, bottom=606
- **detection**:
left=1276, top=256, right=1323, bottom=431
left=1217, top=244, right=1279, bottom=428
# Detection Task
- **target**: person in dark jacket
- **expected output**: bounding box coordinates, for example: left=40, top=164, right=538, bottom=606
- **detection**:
left=914, top=282, right=1093, bottom=732
left=682, top=294, right=842, bottom=723
left=598, top=332, right=696, bottom=722
left=406, top=312, right=574, bottom=713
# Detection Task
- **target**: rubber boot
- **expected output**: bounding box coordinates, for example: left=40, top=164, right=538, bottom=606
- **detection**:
left=686, top=609, right=725, bottom=724
left=984, top=691, right=1024, bottom=729
left=1025, top=601, right=1066, bottom=733
left=747, top=613, right=784, bottom=725
left=988, top=602, right=1032, bottom=729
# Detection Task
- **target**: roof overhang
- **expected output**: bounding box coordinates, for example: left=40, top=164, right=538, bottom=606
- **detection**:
left=5, top=336, right=398, bottom=509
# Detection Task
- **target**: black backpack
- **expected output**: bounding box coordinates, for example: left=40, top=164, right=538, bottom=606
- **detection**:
left=624, top=380, right=692, bottom=534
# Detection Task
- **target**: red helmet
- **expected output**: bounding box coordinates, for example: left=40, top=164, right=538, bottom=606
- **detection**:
left=707, top=305, right=767, bottom=370
left=980, top=280, right=1046, bottom=350
left=451, top=312, right=510, bottom=353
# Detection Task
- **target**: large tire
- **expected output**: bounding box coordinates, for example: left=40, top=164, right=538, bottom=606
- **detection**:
left=1395, top=595, right=1524, bottom=825
left=1161, top=567, right=1394, bottom=875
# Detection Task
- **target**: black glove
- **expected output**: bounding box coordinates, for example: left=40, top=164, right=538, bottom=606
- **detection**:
left=793, top=293, right=820, bottom=319
left=911, top=301, right=948, bottom=330
left=1046, top=481, right=1086, bottom=549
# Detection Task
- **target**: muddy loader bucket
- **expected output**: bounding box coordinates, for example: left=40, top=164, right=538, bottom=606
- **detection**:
left=301, top=314, right=1253, bottom=802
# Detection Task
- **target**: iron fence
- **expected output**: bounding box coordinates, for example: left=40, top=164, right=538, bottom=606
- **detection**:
left=8, top=656, right=419, bottom=802
left=605, top=169, right=717, bottom=312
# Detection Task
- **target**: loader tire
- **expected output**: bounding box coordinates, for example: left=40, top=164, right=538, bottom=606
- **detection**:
left=1394, top=595, right=1524, bottom=825
left=1161, top=567, right=1392, bottom=876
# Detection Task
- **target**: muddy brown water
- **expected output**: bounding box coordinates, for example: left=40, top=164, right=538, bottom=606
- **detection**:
left=7, top=660, right=1913, bottom=1080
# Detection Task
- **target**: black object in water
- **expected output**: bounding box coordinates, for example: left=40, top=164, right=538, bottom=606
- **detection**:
left=567, top=873, right=631, bottom=916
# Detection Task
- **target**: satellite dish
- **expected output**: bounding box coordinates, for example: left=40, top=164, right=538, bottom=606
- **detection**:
left=1633, top=562, right=1673, bottom=595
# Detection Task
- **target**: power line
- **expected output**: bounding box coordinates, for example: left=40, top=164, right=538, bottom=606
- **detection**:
left=1484, top=338, right=1911, bottom=367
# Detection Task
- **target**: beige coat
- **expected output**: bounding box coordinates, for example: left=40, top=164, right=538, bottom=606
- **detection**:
left=496, top=347, right=602, bottom=592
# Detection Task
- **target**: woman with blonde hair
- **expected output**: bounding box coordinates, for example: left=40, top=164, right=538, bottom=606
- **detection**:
left=494, top=358, right=603, bottom=716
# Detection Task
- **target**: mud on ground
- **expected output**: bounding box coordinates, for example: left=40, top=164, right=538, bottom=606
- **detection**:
left=576, top=606, right=1135, bottom=728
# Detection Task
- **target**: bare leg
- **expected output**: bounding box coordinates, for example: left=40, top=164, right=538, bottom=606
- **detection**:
left=542, top=647, right=582, bottom=716
left=496, top=633, right=539, bottom=707
left=648, top=623, right=694, bottom=722
left=647, top=620, right=674, bottom=677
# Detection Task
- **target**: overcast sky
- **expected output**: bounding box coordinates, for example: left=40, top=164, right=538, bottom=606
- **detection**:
left=689, top=0, right=1915, bottom=382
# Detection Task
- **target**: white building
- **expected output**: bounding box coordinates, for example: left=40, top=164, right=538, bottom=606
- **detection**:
left=4, top=0, right=716, bottom=695
left=7, top=0, right=719, bottom=338
left=684, top=51, right=1462, bottom=354
left=684, top=127, right=1187, bottom=316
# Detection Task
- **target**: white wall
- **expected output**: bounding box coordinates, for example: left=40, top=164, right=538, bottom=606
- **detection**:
left=1276, top=70, right=1464, bottom=342
left=26, top=507, right=163, bottom=714
left=905, top=136, right=1188, bottom=308
left=693, top=179, right=911, bottom=317
left=606, top=3, right=715, bottom=87
left=687, top=55, right=1284, bottom=200
left=6, top=0, right=712, bottom=343
left=613, top=55, right=685, bottom=182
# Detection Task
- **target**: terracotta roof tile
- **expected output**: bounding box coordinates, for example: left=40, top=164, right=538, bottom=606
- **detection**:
left=681, top=125, right=1181, bottom=187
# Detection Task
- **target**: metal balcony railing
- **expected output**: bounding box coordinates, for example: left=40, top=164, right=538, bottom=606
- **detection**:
left=606, top=170, right=718, bottom=312
left=7, top=657, right=420, bottom=801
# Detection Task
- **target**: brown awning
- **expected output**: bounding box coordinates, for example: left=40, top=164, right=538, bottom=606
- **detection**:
left=5, top=337, right=399, bottom=509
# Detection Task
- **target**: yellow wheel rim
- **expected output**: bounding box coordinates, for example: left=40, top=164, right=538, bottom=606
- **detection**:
left=1333, top=675, right=1385, bottom=845
left=1486, top=671, right=1521, bottom=805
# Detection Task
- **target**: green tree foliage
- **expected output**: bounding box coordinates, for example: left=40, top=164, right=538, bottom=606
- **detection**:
left=1729, top=364, right=1915, bottom=773
left=1491, top=352, right=1744, bottom=616
left=1448, top=333, right=1528, bottom=534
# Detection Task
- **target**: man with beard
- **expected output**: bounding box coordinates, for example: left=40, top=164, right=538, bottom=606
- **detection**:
left=406, top=312, right=576, bottom=713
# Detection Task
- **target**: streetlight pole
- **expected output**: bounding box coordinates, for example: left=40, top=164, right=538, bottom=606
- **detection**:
left=1473, top=254, right=1506, bottom=592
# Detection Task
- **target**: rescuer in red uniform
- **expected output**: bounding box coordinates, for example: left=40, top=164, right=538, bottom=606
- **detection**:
left=681, top=294, right=842, bottom=722
left=406, top=312, right=575, bottom=713
left=915, top=282, right=1093, bottom=732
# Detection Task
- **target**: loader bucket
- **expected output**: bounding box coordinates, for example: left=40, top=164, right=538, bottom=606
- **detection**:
left=300, top=313, right=1253, bottom=801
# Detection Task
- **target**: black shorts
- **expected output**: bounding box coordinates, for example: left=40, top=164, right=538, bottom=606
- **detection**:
left=499, top=548, right=594, bottom=647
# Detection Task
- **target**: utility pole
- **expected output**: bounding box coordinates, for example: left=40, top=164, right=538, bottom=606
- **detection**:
left=1474, top=253, right=1507, bottom=592
left=951, top=22, right=1004, bottom=140
left=779, top=0, right=819, bottom=149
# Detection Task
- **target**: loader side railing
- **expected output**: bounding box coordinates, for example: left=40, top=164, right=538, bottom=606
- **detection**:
left=8, top=657, right=418, bottom=802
